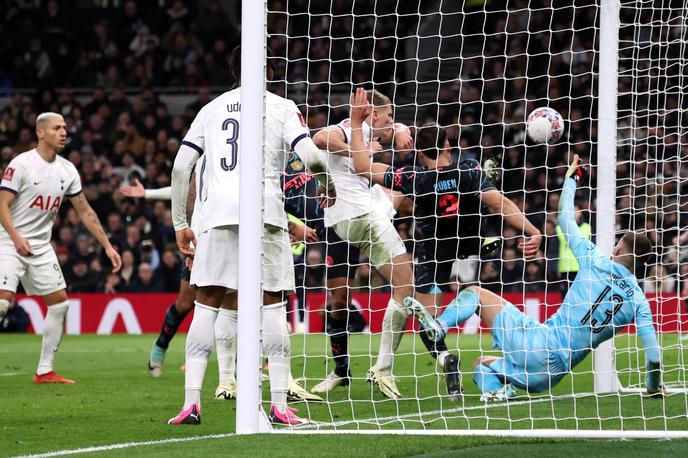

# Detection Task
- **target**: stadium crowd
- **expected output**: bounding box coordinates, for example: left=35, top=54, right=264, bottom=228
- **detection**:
left=0, top=0, right=685, bottom=298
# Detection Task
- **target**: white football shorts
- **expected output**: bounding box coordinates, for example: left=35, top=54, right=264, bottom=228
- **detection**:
left=332, top=207, right=406, bottom=270
left=0, top=244, right=66, bottom=296
left=190, top=225, right=295, bottom=293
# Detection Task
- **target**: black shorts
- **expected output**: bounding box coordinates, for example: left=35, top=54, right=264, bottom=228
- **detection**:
left=320, top=227, right=359, bottom=280
left=414, top=236, right=481, bottom=294
left=180, top=256, right=191, bottom=282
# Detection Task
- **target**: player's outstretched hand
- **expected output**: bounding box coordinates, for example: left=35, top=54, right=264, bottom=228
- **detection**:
left=289, top=222, right=319, bottom=245
left=118, top=177, right=145, bottom=198
left=564, top=154, right=586, bottom=183
left=12, top=235, right=34, bottom=257
left=106, top=247, right=122, bottom=273
left=176, top=228, right=197, bottom=258
left=519, top=232, right=542, bottom=260
left=350, top=87, right=371, bottom=125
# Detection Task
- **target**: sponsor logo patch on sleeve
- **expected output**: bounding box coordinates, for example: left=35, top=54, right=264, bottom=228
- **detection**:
left=2, top=167, right=15, bottom=181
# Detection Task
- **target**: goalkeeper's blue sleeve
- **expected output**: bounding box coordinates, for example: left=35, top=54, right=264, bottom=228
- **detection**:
left=636, top=297, right=661, bottom=391
left=558, top=178, right=600, bottom=268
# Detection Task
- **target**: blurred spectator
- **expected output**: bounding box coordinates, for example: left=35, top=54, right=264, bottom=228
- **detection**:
left=0, top=1, right=681, bottom=298
left=156, top=250, right=181, bottom=292
left=129, top=262, right=163, bottom=293
left=67, top=259, right=101, bottom=293
left=643, top=265, right=676, bottom=294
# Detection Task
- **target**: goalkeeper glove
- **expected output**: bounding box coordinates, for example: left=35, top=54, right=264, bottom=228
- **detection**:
left=564, top=154, right=587, bottom=184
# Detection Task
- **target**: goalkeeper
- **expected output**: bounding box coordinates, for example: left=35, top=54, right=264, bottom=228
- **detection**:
left=407, top=155, right=663, bottom=400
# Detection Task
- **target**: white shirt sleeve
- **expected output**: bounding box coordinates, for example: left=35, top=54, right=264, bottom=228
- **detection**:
left=0, top=159, right=26, bottom=194
left=144, top=187, right=172, bottom=201
left=65, top=163, right=83, bottom=197
left=283, top=100, right=311, bottom=150
left=172, top=144, right=200, bottom=231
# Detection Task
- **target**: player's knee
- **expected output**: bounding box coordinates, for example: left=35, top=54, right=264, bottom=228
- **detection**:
left=330, top=289, right=348, bottom=311
left=473, top=356, right=499, bottom=371
left=0, top=290, right=15, bottom=303
left=177, top=287, right=196, bottom=312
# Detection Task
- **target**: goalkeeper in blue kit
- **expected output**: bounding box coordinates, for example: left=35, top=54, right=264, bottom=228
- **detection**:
left=407, top=155, right=663, bottom=400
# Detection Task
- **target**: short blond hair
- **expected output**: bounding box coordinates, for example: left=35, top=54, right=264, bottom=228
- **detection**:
left=36, top=112, right=64, bottom=129
left=366, top=89, right=391, bottom=108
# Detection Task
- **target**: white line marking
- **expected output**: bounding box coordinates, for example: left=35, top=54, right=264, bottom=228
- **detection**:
left=0, top=372, right=24, bottom=377
left=12, top=391, right=682, bottom=457
left=12, top=433, right=235, bottom=458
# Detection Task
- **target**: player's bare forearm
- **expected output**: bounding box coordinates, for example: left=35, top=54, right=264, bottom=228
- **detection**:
left=350, top=127, right=373, bottom=181
left=0, top=191, right=20, bottom=242
left=350, top=89, right=375, bottom=181
left=70, top=193, right=112, bottom=250
left=484, top=190, right=539, bottom=236
left=186, top=172, right=196, bottom=222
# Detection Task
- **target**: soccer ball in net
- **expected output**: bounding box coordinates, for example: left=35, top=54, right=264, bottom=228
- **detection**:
left=526, top=107, right=564, bottom=144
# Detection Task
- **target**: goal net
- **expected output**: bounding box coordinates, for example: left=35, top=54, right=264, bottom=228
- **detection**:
left=239, top=0, right=688, bottom=436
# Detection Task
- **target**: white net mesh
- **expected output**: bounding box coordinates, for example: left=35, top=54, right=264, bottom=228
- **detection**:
left=263, top=0, right=688, bottom=434
left=614, top=0, right=688, bottom=398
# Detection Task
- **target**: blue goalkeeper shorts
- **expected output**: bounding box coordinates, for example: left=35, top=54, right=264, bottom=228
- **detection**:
left=490, top=304, right=568, bottom=393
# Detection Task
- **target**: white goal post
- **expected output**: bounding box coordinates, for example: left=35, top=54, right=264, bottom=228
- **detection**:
left=235, top=0, right=688, bottom=437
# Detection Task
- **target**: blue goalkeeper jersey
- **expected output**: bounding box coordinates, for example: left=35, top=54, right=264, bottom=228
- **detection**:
left=546, top=178, right=660, bottom=372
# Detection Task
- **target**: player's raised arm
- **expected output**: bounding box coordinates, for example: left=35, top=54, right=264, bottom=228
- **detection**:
left=481, top=190, right=542, bottom=259
left=69, top=193, right=122, bottom=272
left=349, top=88, right=388, bottom=183
left=558, top=154, right=591, bottom=254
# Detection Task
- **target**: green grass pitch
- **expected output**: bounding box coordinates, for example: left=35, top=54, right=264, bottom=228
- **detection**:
left=2, top=333, right=687, bottom=457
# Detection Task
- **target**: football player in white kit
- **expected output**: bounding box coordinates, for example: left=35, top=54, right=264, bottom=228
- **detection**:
left=312, top=90, right=415, bottom=399
left=0, top=112, right=122, bottom=384
left=167, top=47, right=334, bottom=426
left=120, top=178, right=322, bottom=403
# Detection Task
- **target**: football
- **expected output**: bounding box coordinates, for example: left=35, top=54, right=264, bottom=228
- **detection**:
left=526, top=107, right=564, bottom=143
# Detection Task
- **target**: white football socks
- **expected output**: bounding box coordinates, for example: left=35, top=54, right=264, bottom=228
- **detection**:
left=36, top=301, right=69, bottom=376
left=184, top=302, right=218, bottom=409
left=215, top=308, right=237, bottom=384
left=374, top=298, right=408, bottom=374
left=0, top=299, right=9, bottom=320
left=262, top=301, right=289, bottom=413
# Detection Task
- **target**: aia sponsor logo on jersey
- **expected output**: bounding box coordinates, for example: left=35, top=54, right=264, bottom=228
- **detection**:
left=29, top=195, right=62, bottom=212
left=3, top=167, right=15, bottom=181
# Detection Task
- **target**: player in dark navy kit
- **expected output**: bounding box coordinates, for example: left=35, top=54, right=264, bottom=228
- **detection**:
left=282, top=153, right=366, bottom=393
left=349, top=87, right=542, bottom=399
